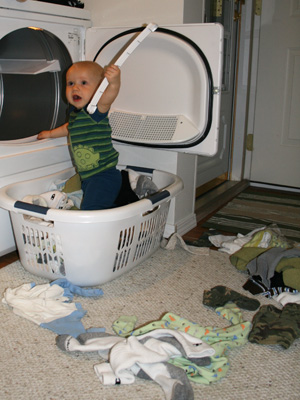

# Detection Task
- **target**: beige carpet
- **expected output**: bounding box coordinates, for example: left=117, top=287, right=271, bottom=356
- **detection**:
left=1, top=244, right=299, bottom=400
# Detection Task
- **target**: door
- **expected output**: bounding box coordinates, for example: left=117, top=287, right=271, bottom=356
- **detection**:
left=250, top=0, right=300, bottom=188
left=196, top=0, right=240, bottom=186
left=85, top=23, right=223, bottom=157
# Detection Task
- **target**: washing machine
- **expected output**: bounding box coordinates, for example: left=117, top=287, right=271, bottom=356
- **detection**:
left=0, top=0, right=223, bottom=255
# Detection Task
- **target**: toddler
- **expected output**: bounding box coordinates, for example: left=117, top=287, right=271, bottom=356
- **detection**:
left=38, top=61, right=122, bottom=210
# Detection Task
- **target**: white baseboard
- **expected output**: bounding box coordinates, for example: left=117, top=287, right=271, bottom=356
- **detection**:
left=164, top=213, right=197, bottom=238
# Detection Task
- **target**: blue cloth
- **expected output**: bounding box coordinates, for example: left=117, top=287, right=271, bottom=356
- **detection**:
left=41, top=303, right=106, bottom=337
left=44, top=279, right=104, bottom=336
left=41, top=302, right=87, bottom=337
left=51, top=278, right=103, bottom=299
left=44, top=280, right=104, bottom=337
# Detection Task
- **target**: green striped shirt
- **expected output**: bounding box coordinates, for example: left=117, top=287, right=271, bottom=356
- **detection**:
left=68, top=108, right=119, bottom=180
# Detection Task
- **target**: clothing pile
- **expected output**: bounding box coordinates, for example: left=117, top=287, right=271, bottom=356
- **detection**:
left=209, top=225, right=300, bottom=296
left=54, top=286, right=259, bottom=399
left=21, top=168, right=159, bottom=213
left=2, top=279, right=103, bottom=337
left=208, top=226, right=300, bottom=351
left=2, top=274, right=260, bottom=400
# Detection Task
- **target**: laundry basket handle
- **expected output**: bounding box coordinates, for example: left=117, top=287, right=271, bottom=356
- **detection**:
left=14, top=201, right=50, bottom=215
left=148, top=190, right=170, bottom=204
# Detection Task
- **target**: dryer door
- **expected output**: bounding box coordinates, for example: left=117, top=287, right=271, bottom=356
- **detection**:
left=85, top=24, right=223, bottom=156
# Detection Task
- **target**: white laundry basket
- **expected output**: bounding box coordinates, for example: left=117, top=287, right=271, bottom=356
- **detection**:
left=0, top=166, right=183, bottom=286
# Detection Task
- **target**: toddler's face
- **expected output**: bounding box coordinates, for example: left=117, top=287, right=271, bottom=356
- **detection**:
left=66, top=64, right=102, bottom=109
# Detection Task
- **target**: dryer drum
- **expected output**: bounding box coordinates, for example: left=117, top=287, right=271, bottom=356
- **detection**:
left=0, top=27, right=72, bottom=141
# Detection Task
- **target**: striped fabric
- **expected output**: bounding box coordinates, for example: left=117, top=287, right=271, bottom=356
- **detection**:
left=68, top=109, right=118, bottom=180
left=203, top=188, right=300, bottom=242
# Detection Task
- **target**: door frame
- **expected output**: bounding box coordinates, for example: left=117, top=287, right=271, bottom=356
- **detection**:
left=230, top=0, right=257, bottom=182
left=196, top=0, right=240, bottom=188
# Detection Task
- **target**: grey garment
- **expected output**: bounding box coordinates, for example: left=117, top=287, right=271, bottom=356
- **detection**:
left=56, top=333, right=73, bottom=351
left=77, top=331, right=112, bottom=344
left=135, top=175, right=158, bottom=198
left=56, top=331, right=120, bottom=360
left=246, top=248, right=300, bottom=288
left=140, top=336, right=211, bottom=367
left=56, top=331, right=113, bottom=350
left=136, top=362, right=194, bottom=400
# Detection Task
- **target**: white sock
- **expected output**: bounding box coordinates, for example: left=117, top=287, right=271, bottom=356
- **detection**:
left=275, top=292, right=300, bottom=306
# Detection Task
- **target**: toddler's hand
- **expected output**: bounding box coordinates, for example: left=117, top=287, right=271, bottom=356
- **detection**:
left=104, top=65, right=120, bottom=85
left=37, top=130, right=52, bottom=140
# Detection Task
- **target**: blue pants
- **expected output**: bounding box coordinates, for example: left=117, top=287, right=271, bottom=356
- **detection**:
left=80, top=167, right=122, bottom=210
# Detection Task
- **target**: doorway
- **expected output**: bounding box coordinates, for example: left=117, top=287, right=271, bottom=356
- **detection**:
left=249, top=0, right=300, bottom=189
left=195, top=0, right=251, bottom=221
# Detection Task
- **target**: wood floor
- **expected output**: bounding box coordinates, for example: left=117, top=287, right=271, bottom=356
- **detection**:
left=0, top=250, right=19, bottom=269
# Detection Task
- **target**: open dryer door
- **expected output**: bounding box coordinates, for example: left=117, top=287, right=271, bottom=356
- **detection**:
left=85, top=24, right=223, bottom=156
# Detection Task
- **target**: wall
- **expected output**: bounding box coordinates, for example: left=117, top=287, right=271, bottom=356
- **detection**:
left=183, top=0, right=204, bottom=23
left=83, top=0, right=185, bottom=27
